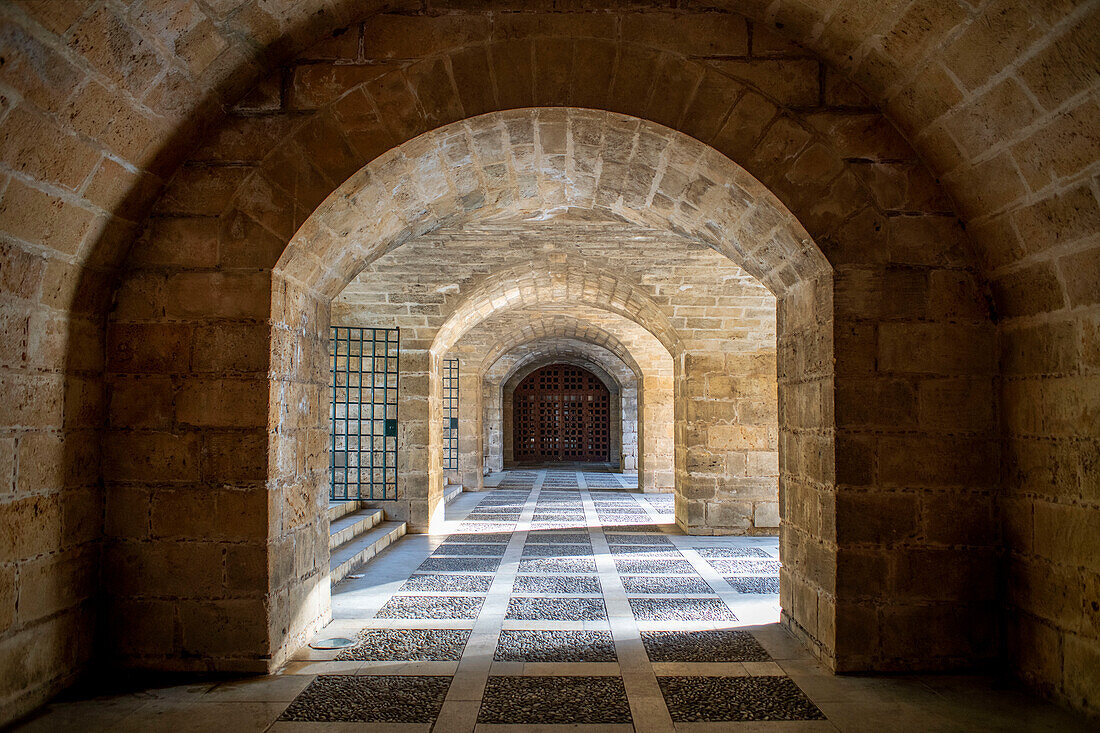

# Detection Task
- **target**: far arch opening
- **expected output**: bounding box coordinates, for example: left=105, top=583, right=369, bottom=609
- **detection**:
left=511, top=363, right=614, bottom=466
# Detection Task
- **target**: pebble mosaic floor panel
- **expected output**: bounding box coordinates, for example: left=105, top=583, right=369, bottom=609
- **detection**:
left=279, top=675, right=451, bottom=723
left=282, top=468, right=812, bottom=730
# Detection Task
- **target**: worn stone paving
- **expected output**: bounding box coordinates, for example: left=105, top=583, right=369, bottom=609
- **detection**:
left=505, top=596, right=608, bottom=620
left=512, top=574, right=603, bottom=594
left=375, top=595, right=484, bottom=619
left=479, top=676, right=632, bottom=724
left=285, top=468, right=803, bottom=730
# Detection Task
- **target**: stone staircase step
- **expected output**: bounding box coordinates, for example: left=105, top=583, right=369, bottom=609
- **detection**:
left=330, top=521, right=407, bottom=584
left=444, top=483, right=463, bottom=505
left=328, top=507, right=384, bottom=551
left=327, top=499, right=364, bottom=523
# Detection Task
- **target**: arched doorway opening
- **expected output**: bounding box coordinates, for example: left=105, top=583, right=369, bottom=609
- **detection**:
left=512, top=363, right=612, bottom=465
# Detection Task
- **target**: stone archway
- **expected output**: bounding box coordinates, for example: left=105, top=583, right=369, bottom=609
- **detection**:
left=101, top=106, right=995, bottom=684
left=274, top=108, right=830, bottom=668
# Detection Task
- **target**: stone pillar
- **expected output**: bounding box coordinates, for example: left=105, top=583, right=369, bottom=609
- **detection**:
left=482, top=379, right=503, bottom=472
left=642, top=374, right=675, bottom=492
left=457, top=361, right=484, bottom=489
left=673, top=347, right=779, bottom=534
left=397, top=349, right=443, bottom=532
left=621, top=381, right=639, bottom=472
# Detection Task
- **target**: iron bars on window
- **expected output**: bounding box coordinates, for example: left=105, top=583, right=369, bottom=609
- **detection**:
left=442, top=358, right=459, bottom=471
left=330, top=326, right=399, bottom=501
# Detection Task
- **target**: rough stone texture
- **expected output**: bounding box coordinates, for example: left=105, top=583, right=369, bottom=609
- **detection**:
left=279, top=675, right=450, bottom=723
left=641, top=630, right=772, bottom=662
left=416, top=558, right=500, bottom=574
left=478, top=676, right=632, bottom=724
left=375, top=595, right=484, bottom=620
left=512, top=575, right=602, bottom=595
left=0, top=1, right=1094, bottom=722
left=336, top=628, right=470, bottom=661
left=399, top=574, right=493, bottom=593
left=518, top=558, right=598, bottom=574
left=432, top=543, right=507, bottom=557
left=622, top=576, right=716, bottom=595
left=505, top=597, right=607, bottom=621
left=494, top=629, right=616, bottom=662
left=727, top=576, right=781, bottom=594
left=657, top=675, right=825, bottom=722
left=615, top=559, right=698, bottom=575
left=524, top=532, right=591, bottom=544
left=629, top=597, right=738, bottom=622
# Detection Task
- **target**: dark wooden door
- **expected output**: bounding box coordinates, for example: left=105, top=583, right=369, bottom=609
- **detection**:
left=513, top=364, right=610, bottom=463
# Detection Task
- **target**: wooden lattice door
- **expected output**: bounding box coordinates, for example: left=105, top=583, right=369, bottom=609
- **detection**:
left=513, top=364, right=610, bottom=463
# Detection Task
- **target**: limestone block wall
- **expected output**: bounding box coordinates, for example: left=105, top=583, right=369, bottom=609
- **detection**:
left=336, top=222, right=777, bottom=503
left=675, top=349, right=779, bottom=534
left=455, top=361, right=483, bottom=490
left=777, top=276, right=837, bottom=666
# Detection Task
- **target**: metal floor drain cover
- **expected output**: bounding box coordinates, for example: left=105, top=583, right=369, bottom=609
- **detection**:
left=310, top=637, right=355, bottom=649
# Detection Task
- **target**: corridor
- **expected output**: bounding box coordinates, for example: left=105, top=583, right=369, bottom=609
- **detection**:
left=14, top=470, right=1090, bottom=732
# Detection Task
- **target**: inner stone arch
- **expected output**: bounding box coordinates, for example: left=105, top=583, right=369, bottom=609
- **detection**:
left=310, top=108, right=806, bottom=663
left=499, top=350, right=633, bottom=473
left=452, top=311, right=670, bottom=491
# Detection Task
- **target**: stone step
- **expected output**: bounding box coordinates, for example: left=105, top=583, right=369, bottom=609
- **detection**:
left=330, top=521, right=407, bottom=585
left=327, top=499, right=364, bottom=523
left=444, top=483, right=463, bottom=505
left=328, top=507, right=384, bottom=551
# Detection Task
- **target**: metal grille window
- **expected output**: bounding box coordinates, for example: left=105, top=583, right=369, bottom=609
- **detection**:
left=330, top=327, right=399, bottom=501
left=442, top=358, right=459, bottom=470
